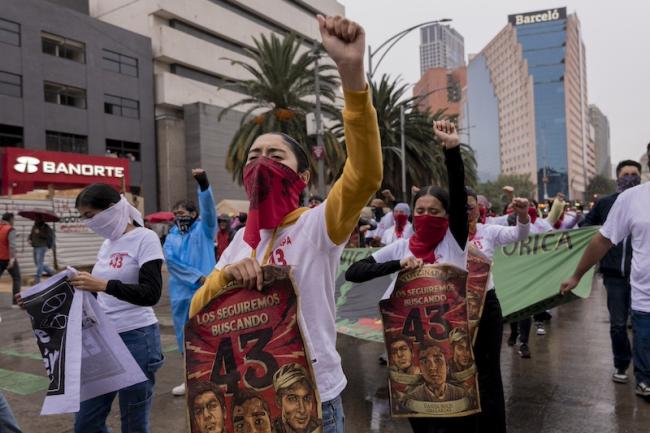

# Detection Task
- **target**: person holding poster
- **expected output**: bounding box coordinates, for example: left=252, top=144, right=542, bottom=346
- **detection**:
left=189, top=15, right=382, bottom=433
left=466, top=187, right=530, bottom=433
left=346, top=121, right=478, bottom=432
left=164, top=168, right=217, bottom=396
left=70, top=184, right=165, bottom=433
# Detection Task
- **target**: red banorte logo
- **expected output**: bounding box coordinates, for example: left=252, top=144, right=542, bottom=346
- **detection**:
left=109, top=253, right=129, bottom=269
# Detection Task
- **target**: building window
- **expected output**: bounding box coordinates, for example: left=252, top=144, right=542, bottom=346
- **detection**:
left=44, top=81, right=86, bottom=109
left=0, top=18, right=20, bottom=46
left=46, top=130, right=88, bottom=153
left=169, top=20, right=252, bottom=57
left=42, top=32, right=85, bottom=63
left=0, top=71, right=21, bottom=97
left=170, top=64, right=243, bottom=92
left=104, top=94, right=139, bottom=119
left=106, top=139, right=140, bottom=161
left=0, top=124, right=23, bottom=147
left=102, top=49, right=138, bottom=77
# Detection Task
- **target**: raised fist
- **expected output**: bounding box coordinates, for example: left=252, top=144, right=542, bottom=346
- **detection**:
left=317, top=15, right=366, bottom=91
left=433, top=120, right=460, bottom=149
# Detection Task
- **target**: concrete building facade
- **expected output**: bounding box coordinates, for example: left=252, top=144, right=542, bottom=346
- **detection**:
left=419, top=23, right=465, bottom=75
left=0, top=0, right=156, bottom=211
left=467, top=7, right=595, bottom=199
left=589, top=104, right=611, bottom=178
left=90, top=0, right=344, bottom=209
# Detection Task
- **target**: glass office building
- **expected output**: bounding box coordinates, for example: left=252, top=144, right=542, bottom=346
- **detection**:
left=466, top=7, right=595, bottom=199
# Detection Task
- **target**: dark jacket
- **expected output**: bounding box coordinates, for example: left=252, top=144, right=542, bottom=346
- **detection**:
left=580, top=192, right=632, bottom=278
left=29, top=222, right=54, bottom=249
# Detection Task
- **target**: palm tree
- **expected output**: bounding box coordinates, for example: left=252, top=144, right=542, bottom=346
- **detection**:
left=218, top=33, right=346, bottom=185
left=368, top=74, right=478, bottom=201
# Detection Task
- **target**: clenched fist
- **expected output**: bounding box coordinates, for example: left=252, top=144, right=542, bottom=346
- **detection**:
left=317, top=15, right=366, bottom=91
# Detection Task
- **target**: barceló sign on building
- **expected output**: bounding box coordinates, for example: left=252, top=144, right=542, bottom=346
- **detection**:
left=508, top=7, right=567, bottom=26
left=1, top=147, right=130, bottom=193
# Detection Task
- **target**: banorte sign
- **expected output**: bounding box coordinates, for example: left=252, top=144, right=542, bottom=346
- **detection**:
left=2, top=148, right=129, bottom=194
left=508, top=7, right=567, bottom=26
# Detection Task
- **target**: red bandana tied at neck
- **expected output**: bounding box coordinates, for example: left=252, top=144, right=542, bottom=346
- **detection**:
left=394, top=214, right=409, bottom=238
left=409, top=215, right=449, bottom=264
left=243, top=157, right=306, bottom=250
left=528, top=207, right=538, bottom=224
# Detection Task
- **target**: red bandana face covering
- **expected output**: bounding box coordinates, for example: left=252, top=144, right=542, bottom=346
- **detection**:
left=394, top=214, right=409, bottom=238
left=409, top=215, right=449, bottom=264
left=243, top=157, right=306, bottom=250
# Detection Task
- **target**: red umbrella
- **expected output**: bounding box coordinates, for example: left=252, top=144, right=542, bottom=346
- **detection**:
left=145, top=211, right=174, bottom=223
left=18, top=208, right=60, bottom=222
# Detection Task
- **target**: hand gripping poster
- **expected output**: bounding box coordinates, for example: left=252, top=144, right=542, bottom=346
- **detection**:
left=184, top=265, right=322, bottom=433
left=466, top=246, right=492, bottom=343
left=21, top=269, right=147, bottom=415
left=379, top=264, right=480, bottom=418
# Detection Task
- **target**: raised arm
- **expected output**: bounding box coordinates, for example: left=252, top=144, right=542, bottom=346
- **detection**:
left=192, top=168, right=217, bottom=239
left=492, top=198, right=531, bottom=246
left=433, top=121, right=467, bottom=249
left=318, top=16, right=383, bottom=245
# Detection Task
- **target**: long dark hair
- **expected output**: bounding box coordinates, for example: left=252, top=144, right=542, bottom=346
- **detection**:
left=412, top=185, right=450, bottom=213
left=75, top=183, right=120, bottom=211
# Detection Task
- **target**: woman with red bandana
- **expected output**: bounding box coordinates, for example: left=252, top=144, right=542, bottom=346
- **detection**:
left=346, top=120, right=473, bottom=433
left=189, top=15, right=381, bottom=433
left=380, top=203, right=413, bottom=245
left=465, top=187, right=530, bottom=433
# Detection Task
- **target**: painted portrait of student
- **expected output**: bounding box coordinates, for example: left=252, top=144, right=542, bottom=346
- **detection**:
left=232, top=389, right=274, bottom=433
left=388, top=336, right=421, bottom=375
left=448, top=328, right=475, bottom=379
left=272, top=363, right=320, bottom=433
left=406, top=344, right=466, bottom=403
left=189, top=381, right=226, bottom=433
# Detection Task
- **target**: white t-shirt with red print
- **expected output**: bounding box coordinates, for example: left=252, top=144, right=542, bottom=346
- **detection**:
left=93, top=227, right=165, bottom=333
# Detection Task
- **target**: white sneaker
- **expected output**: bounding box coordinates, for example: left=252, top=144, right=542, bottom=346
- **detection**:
left=172, top=383, right=186, bottom=396
left=612, top=369, right=629, bottom=384
left=535, top=322, right=546, bottom=336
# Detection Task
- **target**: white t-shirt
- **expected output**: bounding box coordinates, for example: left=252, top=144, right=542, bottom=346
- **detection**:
left=372, top=230, right=468, bottom=299
left=93, top=227, right=165, bottom=333
left=600, top=182, right=650, bottom=312
left=367, top=211, right=394, bottom=240
left=216, top=203, right=346, bottom=402
left=469, top=221, right=530, bottom=290
left=380, top=223, right=414, bottom=245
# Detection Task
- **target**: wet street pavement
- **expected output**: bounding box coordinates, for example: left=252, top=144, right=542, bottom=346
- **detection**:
left=0, top=275, right=648, bottom=433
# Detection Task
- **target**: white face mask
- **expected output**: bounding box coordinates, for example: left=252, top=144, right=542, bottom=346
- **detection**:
left=84, top=197, right=143, bottom=240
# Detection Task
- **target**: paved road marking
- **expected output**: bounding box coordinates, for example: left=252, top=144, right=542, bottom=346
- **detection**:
left=0, top=367, right=49, bottom=395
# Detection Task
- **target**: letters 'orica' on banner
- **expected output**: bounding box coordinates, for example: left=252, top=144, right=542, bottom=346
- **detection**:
left=184, top=265, right=322, bottom=433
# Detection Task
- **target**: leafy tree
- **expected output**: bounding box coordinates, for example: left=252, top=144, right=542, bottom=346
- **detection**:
left=585, top=174, right=617, bottom=202
left=219, top=33, right=345, bottom=186
left=478, top=174, right=536, bottom=213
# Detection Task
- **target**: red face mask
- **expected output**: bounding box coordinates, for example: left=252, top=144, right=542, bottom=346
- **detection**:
left=528, top=207, right=538, bottom=224
left=243, top=157, right=306, bottom=250
left=409, top=215, right=449, bottom=264
left=394, top=213, right=409, bottom=237
left=478, top=207, right=487, bottom=224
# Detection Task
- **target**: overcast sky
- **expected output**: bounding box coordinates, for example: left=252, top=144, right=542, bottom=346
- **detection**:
left=340, top=0, right=650, bottom=167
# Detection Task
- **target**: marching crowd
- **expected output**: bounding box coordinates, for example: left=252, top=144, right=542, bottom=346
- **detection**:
left=1, top=13, right=649, bottom=433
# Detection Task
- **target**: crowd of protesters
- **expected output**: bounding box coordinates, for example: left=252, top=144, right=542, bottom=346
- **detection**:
left=2, top=13, right=650, bottom=433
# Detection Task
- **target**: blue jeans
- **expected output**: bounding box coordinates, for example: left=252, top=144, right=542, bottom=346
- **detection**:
left=0, top=392, right=21, bottom=433
left=33, top=246, right=55, bottom=284
left=74, top=323, right=165, bottom=433
left=632, top=310, right=650, bottom=385
left=322, top=395, right=345, bottom=433
left=603, top=275, right=632, bottom=370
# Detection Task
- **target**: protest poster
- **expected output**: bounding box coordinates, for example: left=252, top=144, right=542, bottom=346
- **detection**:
left=184, top=265, right=322, bottom=433
left=379, top=265, right=480, bottom=418
left=494, top=226, right=598, bottom=322
left=21, top=269, right=147, bottom=415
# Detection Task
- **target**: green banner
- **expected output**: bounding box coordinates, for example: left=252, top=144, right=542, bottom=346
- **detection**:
left=493, top=226, right=598, bottom=322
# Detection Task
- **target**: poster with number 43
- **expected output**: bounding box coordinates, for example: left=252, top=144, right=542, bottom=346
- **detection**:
left=184, top=265, right=322, bottom=433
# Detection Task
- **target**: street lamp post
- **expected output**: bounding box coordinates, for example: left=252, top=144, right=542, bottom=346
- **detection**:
left=367, top=18, right=452, bottom=79
left=312, top=44, right=325, bottom=197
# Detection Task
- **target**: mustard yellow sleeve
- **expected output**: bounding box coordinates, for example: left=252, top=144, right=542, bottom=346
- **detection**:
left=189, top=268, right=230, bottom=318
left=546, top=199, right=566, bottom=226
left=325, top=88, right=383, bottom=245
